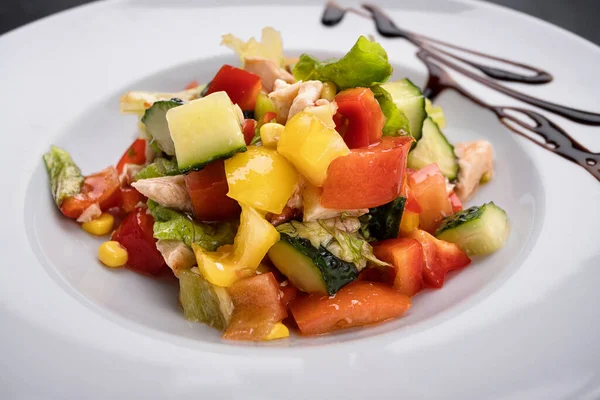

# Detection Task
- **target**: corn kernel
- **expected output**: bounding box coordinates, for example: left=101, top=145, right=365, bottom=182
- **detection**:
left=321, top=81, right=337, bottom=102
left=264, top=322, right=290, bottom=340
left=260, top=123, right=285, bottom=148
left=82, top=213, right=114, bottom=236
left=399, top=211, right=420, bottom=236
left=98, top=241, right=128, bottom=268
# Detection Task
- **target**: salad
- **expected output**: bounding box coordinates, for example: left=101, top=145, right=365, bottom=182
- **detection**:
left=43, top=28, right=509, bottom=341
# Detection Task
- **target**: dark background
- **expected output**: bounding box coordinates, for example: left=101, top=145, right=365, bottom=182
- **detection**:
left=1, top=0, right=599, bottom=45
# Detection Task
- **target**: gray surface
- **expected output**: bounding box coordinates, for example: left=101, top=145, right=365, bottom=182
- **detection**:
left=0, top=0, right=599, bottom=45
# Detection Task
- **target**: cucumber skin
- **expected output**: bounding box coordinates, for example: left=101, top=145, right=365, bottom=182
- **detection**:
left=177, top=146, right=247, bottom=173
left=408, top=118, right=459, bottom=180
left=363, top=197, right=406, bottom=241
left=141, top=98, right=185, bottom=156
left=280, top=233, right=358, bottom=295
left=436, top=205, right=485, bottom=235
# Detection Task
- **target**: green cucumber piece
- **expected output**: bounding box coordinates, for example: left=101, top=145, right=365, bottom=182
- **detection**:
left=436, top=202, right=509, bottom=256
left=381, top=79, right=426, bottom=140
left=360, top=196, right=406, bottom=241
left=178, top=269, right=233, bottom=330
left=408, top=117, right=459, bottom=180
left=141, top=98, right=184, bottom=156
left=268, top=233, right=359, bottom=295
left=166, top=92, right=247, bottom=173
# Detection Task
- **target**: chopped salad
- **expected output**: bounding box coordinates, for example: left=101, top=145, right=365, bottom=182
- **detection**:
left=43, top=28, right=509, bottom=341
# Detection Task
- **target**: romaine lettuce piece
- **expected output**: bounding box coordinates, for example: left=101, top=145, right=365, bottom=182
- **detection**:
left=293, top=36, right=393, bottom=90
left=42, top=146, right=84, bottom=206
left=147, top=200, right=236, bottom=250
left=371, top=86, right=411, bottom=136
left=134, top=157, right=179, bottom=181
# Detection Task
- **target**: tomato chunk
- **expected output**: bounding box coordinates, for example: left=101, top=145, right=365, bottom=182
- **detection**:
left=184, top=160, right=241, bottom=222
left=408, top=164, right=453, bottom=233
left=321, top=136, right=413, bottom=209
left=111, top=208, right=165, bottom=275
left=116, top=139, right=146, bottom=174
left=223, top=273, right=287, bottom=340
left=334, top=88, right=385, bottom=149
left=449, top=191, right=463, bottom=213
left=60, top=166, right=121, bottom=219
left=242, top=119, right=257, bottom=145
left=205, top=65, right=262, bottom=111
left=372, top=238, right=424, bottom=297
left=290, top=281, right=411, bottom=335
left=407, top=230, right=471, bottom=288
left=120, top=187, right=146, bottom=213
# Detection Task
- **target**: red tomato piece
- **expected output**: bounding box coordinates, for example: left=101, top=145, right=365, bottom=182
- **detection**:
left=372, top=238, right=425, bottom=297
left=407, top=230, right=471, bottom=288
left=60, top=167, right=121, bottom=219
left=242, top=119, right=257, bottom=145
left=184, top=160, right=241, bottom=221
left=401, top=172, right=423, bottom=214
left=290, top=281, right=411, bottom=335
left=408, top=164, right=453, bottom=233
left=262, top=111, right=278, bottom=125
left=449, top=191, right=463, bottom=213
left=116, top=139, right=146, bottom=174
left=334, top=88, right=385, bottom=149
left=321, top=136, right=413, bottom=209
left=120, top=187, right=146, bottom=214
left=184, top=80, right=199, bottom=90
left=205, top=65, right=262, bottom=111
left=111, top=208, right=165, bottom=275
left=279, top=282, right=299, bottom=307
left=223, top=273, right=288, bottom=340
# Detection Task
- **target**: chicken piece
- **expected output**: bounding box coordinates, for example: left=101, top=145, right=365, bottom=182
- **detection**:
left=156, top=240, right=196, bottom=274
left=454, top=140, right=494, bottom=202
left=244, top=56, right=295, bottom=92
left=268, top=79, right=302, bottom=124
left=288, top=80, right=324, bottom=120
left=76, top=203, right=101, bottom=223
left=131, top=175, right=193, bottom=212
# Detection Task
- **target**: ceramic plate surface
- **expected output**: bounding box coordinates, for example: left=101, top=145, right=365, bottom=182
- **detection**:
left=1, top=0, right=599, bottom=399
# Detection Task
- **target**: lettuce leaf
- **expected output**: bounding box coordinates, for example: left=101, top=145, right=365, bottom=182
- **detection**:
left=293, top=36, right=393, bottom=90
left=42, top=146, right=84, bottom=206
left=371, top=86, right=411, bottom=136
left=147, top=200, right=236, bottom=250
left=277, top=217, right=388, bottom=270
left=134, top=158, right=180, bottom=181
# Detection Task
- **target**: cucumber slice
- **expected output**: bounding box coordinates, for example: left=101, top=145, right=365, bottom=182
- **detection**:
left=178, top=269, right=233, bottom=330
left=268, top=233, right=358, bottom=295
left=425, top=98, right=446, bottom=129
left=167, top=92, right=247, bottom=172
left=381, top=79, right=426, bottom=140
left=435, top=202, right=509, bottom=256
left=360, top=196, right=406, bottom=241
left=408, top=118, right=459, bottom=180
left=141, top=98, right=184, bottom=156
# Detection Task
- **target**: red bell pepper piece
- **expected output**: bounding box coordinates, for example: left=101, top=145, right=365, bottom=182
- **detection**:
left=242, top=119, right=257, bottom=145
left=290, top=281, right=411, bottom=335
left=321, top=136, right=413, bottom=209
left=184, top=160, right=241, bottom=222
left=333, top=88, right=385, bottom=149
left=60, top=166, right=121, bottom=219
left=111, top=207, right=165, bottom=275
left=372, top=238, right=425, bottom=297
left=116, top=139, right=146, bottom=174
left=449, top=191, right=463, bottom=213
left=205, top=65, right=262, bottom=111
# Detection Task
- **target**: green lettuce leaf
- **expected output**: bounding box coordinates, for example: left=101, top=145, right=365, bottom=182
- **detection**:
left=42, top=146, right=84, bottom=206
left=134, top=158, right=180, bottom=181
left=277, top=217, right=388, bottom=271
left=147, top=200, right=236, bottom=251
left=371, top=86, right=411, bottom=136
left=293, top=36, right=393, bottom=90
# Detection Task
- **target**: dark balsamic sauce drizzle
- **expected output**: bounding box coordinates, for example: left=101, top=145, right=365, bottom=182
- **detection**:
left=322, top=2, right=600, bottom=181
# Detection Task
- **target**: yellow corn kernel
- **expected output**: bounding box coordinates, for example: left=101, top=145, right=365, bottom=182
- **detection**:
left=82, top=213, right=115, bottom=236
left=264, top=322, right=290, bottom=340
left=260, top=123, right=285, bottom=148
left=321, top=81, right=337, bottom=102
left=399, top=211, right=420, bottom=236
left=98, top=241, right=128, bottom=268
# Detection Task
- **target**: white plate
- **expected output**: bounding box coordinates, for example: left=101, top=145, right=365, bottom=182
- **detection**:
left=2, top=0, right=600, bottom=398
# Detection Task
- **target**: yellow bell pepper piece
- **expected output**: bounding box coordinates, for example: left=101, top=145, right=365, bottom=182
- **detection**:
left=277, top=112, right=349, bottom=187
left=260, top=123, right=285, bottom=148
left=225, top=146, right=298, bottom=215
left=193, top=204, right=280, bottom=287
left=264, top=322, right=290, bottom=340
left=399, top=211, right=420, bottom=236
